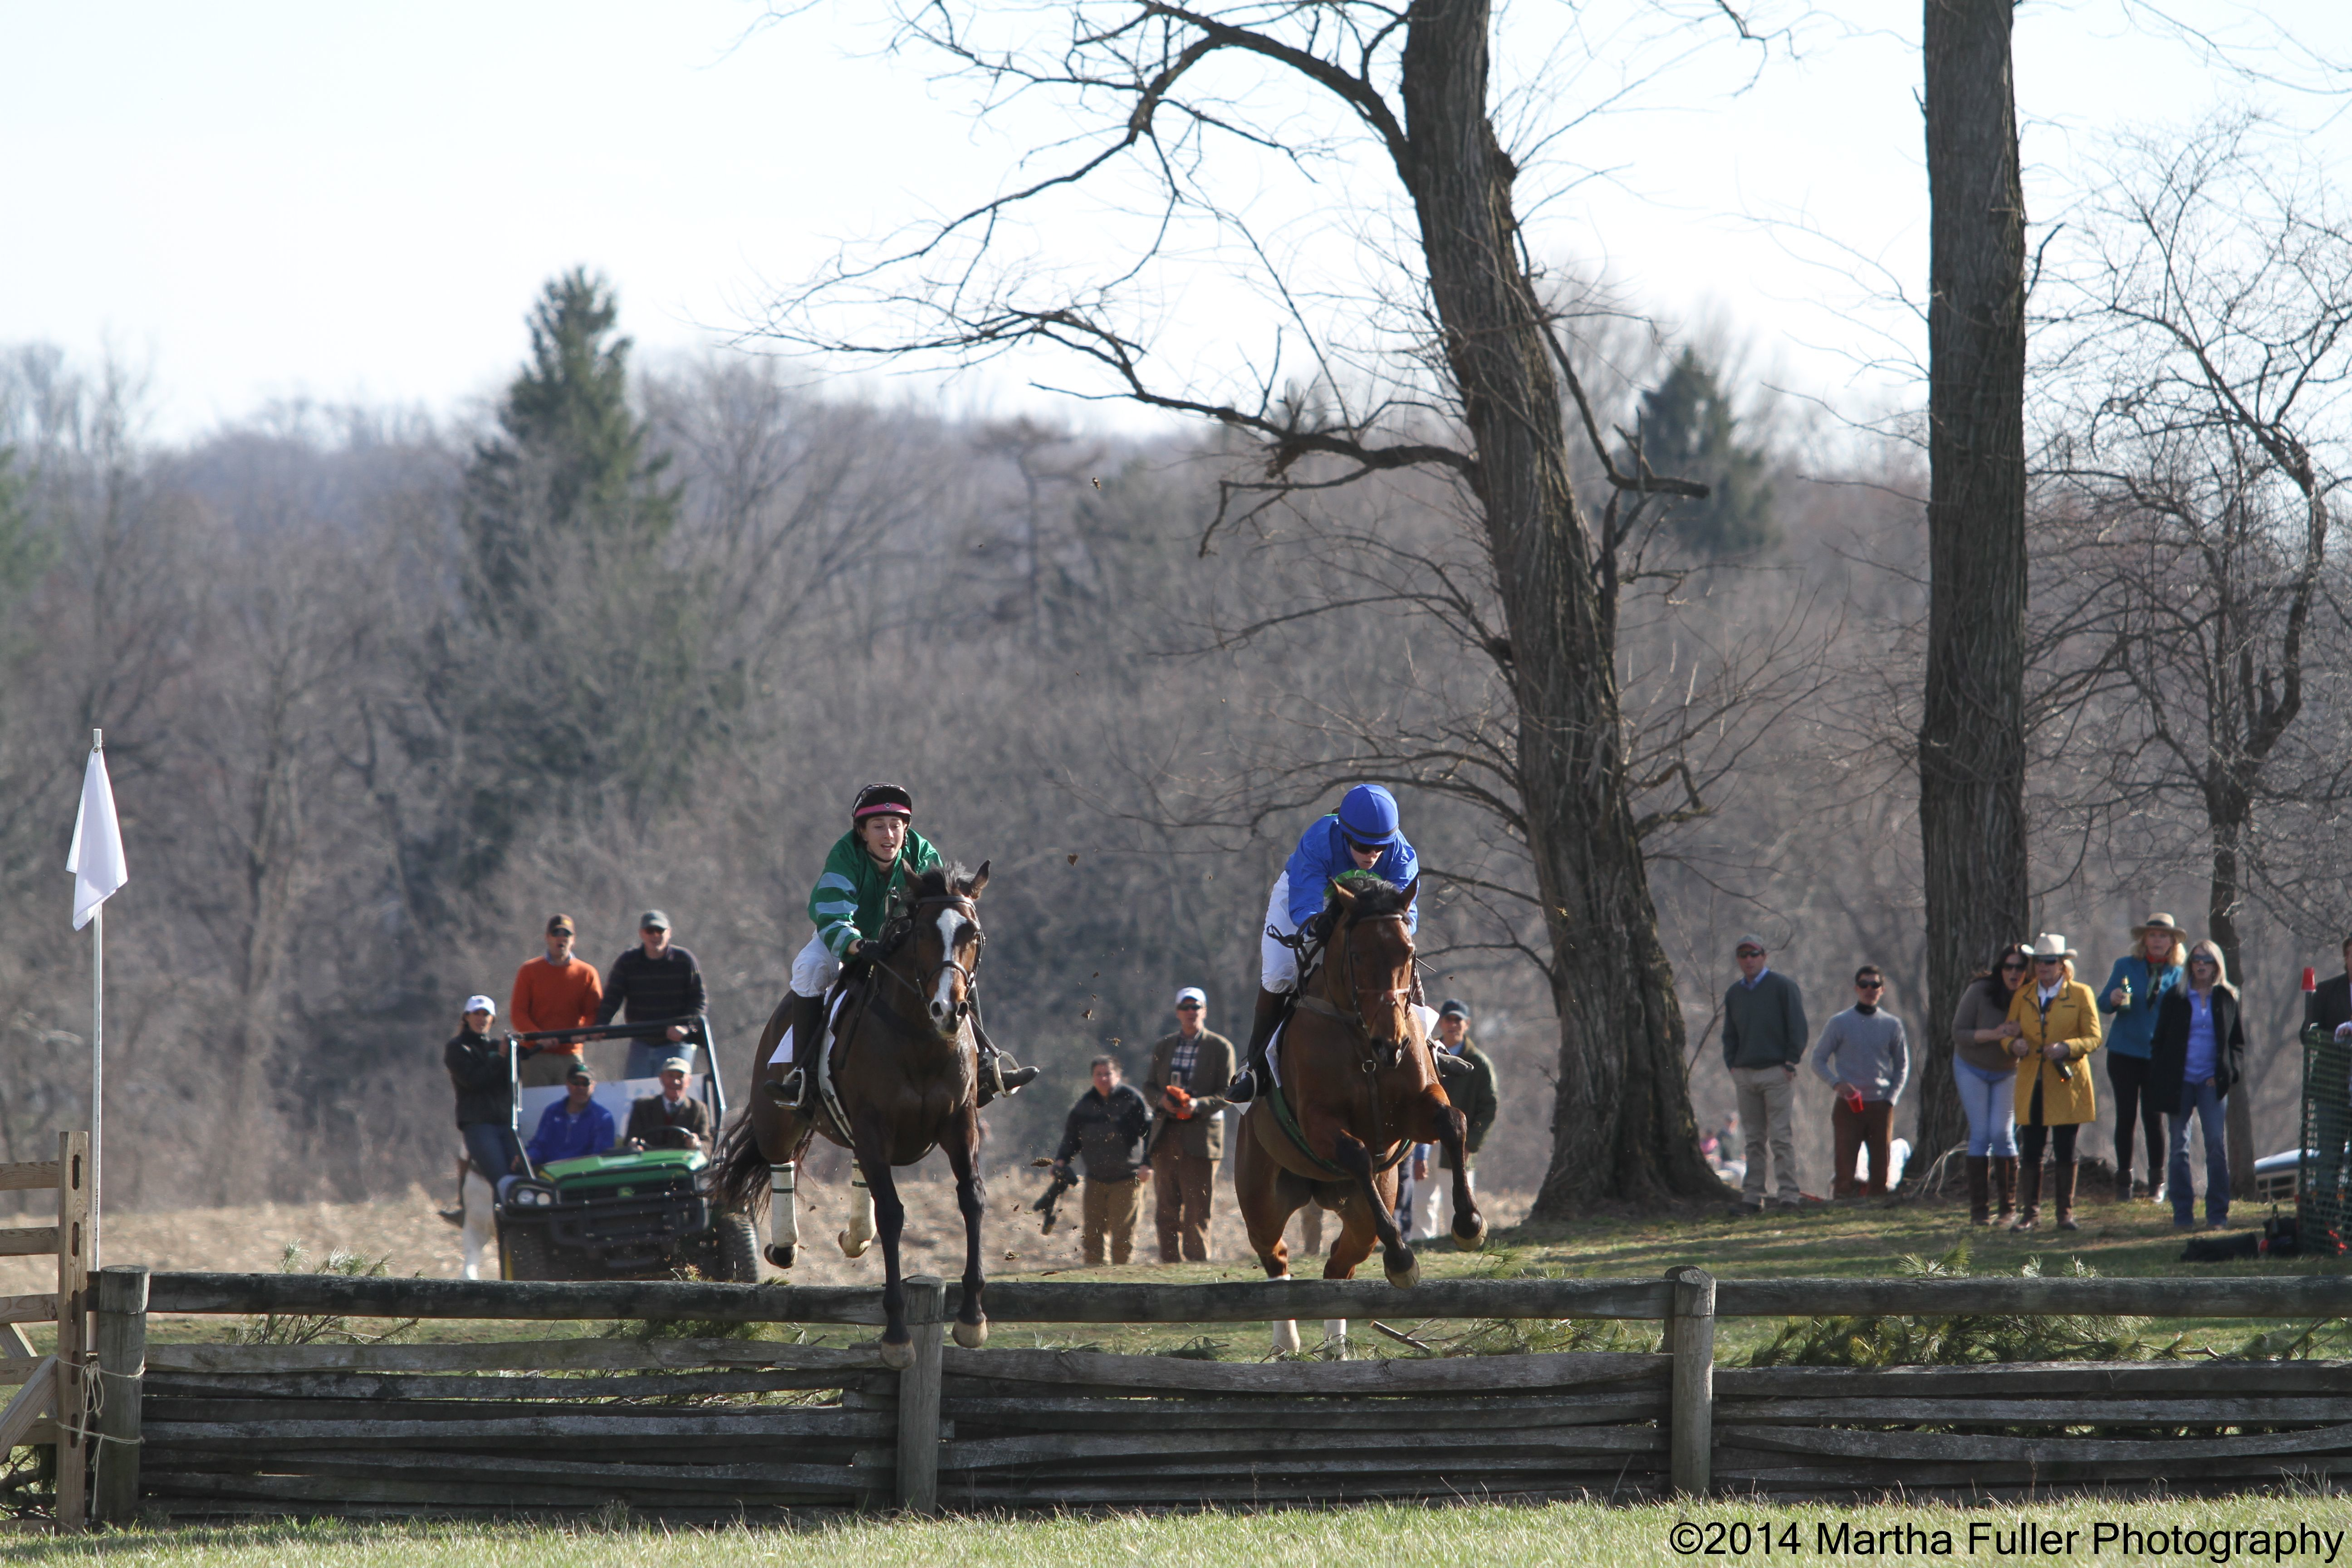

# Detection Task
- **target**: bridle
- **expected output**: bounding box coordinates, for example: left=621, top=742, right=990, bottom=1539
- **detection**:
left=871, top=892, right=985, bottom=1029
left=1304, top=907, right=1416, bottom=1068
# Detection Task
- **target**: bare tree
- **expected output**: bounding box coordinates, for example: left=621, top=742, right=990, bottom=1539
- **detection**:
left=1916, top=0, right=2033, bottom=1163
left=759, top=2, right=1765, bottom=1206
left=2039, top=119, right=2352, bottom=1192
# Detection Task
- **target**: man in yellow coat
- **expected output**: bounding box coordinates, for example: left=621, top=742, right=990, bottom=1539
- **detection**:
left=2004, top=933, right=2104, bottom=1231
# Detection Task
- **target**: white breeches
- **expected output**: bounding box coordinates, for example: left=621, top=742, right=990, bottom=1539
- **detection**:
left=1261, top=872, right=1301, bottom=992
left=791, top=932, right=841, bottom=999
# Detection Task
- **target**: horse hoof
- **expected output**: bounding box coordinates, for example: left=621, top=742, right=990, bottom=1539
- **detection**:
left=838, top=1230, right=872, bottom=1259
left=952, top=1317, right=989, bottom=1349
left=765, top=1244, right=798, bottom=1269
left=1384, top=1252, right=1421, bottom=1289
left=877, top=1338, right=914, bottom=1371
left=1271, top=1320, right=1301, bottom=1355
left=1451, top=1219, right=1488, bottom=1252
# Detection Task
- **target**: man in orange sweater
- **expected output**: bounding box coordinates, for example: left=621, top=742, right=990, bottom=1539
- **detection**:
left=510, top=914, right=604, bottom=1086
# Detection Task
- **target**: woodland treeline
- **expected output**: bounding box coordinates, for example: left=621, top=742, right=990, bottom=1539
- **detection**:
left=5, top=122, right=2352, bottom=1210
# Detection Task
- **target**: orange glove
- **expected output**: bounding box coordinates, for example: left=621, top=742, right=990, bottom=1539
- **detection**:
left=1162, top=1084, right=1195, bottom=1120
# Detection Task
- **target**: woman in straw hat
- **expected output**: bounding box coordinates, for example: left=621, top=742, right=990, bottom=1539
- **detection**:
left=2097, top=914, right=2187, bottom=1202
left=2003, top=935, right=2104, bottom=1231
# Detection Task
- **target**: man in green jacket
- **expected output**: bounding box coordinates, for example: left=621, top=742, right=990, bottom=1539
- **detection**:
left=772, top=782, right=1034, bottom=1108
left=1723, top=933, right=1809, bottom=1214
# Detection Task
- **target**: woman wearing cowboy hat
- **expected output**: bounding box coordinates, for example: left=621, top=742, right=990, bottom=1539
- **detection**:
left=2003, top=935, right=2105, bottom=1231
left=2096, top=913, right=2187, bottom=1203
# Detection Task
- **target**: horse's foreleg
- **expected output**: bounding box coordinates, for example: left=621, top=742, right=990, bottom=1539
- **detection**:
left=941, top=1108, right=988, bottom=1349
left=1330, top=1131, right=1417, bottom=1288
left=1420, top=1094, right=1486, bottom=1251
left=852, top=1119, right=913, bottom=1367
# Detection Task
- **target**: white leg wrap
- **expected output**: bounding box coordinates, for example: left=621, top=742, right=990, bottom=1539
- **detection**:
left=1322, top=1318, right=1349, bottom=1352
left=1269, top=1274, right=1298, bottom=1354
left=840, top=1164, right=877, bottom=1257
left=771, top=1162, right=799, bottom=1250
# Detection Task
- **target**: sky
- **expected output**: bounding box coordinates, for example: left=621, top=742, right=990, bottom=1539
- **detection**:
left=3, top=0, right=2348, bottom=443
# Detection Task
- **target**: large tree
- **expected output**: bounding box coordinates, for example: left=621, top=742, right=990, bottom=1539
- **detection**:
left=770, top=1, right=1734, bottom=1206
left=1916, top=0, right=2032, bottom=1163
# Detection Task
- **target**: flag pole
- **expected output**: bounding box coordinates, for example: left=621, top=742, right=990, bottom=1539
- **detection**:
left=88, top=728, right=103, bottom=1271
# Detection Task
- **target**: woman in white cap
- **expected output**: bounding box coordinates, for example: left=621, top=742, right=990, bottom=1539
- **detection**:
left=444, top=995, right=524, bottom=1200
left=2003, top=935, right=2104, bottom=1231
left=2096, top=913, right=2187, bottom=1202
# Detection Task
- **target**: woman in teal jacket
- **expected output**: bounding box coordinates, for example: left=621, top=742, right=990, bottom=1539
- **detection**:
left=2097, top=912, right=2186, bottom=1202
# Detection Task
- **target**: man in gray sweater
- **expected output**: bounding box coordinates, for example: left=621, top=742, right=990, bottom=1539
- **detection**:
left=1811, top=965, right=1911, bottom=1198
left=1723, top=934, right=1808, bottom=1212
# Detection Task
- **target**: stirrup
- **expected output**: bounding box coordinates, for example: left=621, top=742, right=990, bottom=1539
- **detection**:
left=1225, top=1070, right=1257, bottom=1105
left=436, top=1208, right=465, bottom=1228
left=767, top=1068, right=808, bottom=1109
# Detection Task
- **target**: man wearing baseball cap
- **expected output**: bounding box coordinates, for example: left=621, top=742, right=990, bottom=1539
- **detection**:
left=527, top=1058, right=617, bottom=1167
left=595, top=910, right=708, bottom=1081
left=1147, top=986, right=1235, bottom=1262
left=625, top=1056, right=714, bottom=1152
left=509, top=914, right=604, bottom=1087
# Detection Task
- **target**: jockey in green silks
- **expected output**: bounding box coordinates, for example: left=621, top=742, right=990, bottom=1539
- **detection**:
left=769, top=782, right=1036, bottom=1110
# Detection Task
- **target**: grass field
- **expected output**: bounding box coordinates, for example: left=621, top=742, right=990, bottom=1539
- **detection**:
left=8, top=1497, right=2348, bottom=1565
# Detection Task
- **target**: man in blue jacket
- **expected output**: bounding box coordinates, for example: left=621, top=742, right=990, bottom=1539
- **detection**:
left=527, top=1061, right=617, bottom=1166
left=1227, top=784, right=1454, bottom=1104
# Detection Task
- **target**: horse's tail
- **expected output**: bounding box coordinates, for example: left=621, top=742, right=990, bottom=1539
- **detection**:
left=710, top=1111, right=771, bottom=1220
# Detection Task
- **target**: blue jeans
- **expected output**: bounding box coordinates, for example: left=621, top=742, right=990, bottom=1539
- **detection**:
left=1953, top=1057, right=2018, bottom=1156
left=2168, top=1079, right=2230, bottom=1226
left=461, top=1121, right=524, bottom=1181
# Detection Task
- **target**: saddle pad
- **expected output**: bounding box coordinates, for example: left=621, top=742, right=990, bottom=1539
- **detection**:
left=767, top=992, right=851, bottom=1066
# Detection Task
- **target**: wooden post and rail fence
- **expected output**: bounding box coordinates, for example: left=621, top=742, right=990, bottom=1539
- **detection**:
left=30, top=1261, right=2349, bottom=1519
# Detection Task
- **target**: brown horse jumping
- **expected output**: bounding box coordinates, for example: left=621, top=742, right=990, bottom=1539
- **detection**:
left=714, top=863, right=992, bottom=1365
left=1232, top=874, right=1484, bottom=1352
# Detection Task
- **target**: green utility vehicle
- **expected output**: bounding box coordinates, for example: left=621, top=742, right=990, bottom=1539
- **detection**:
left=493, top=1016, right=759, bottom=1283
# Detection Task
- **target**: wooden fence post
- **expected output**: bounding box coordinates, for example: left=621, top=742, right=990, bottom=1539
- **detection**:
left=54, top=1132, right=89, bottom=1530
left=1666, top=1264, right=1715, bottom=1498
left=894, top=1277, right=945, bottom=1514
left=93, top=1266, right=146, bottom=1523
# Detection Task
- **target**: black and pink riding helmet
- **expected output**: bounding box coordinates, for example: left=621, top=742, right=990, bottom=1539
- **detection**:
left=853, top=782, right=914, bottom=823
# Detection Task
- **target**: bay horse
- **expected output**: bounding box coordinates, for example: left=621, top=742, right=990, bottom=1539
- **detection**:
left=713, top=863, right=992, bottom=1366
left=1233, top=874, right=1484, bottom=1352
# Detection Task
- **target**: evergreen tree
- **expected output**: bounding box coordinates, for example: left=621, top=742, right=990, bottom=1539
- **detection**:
left=1636, top=348, right=1776, bottom=556
left=436, top=272, right=719, bottom=888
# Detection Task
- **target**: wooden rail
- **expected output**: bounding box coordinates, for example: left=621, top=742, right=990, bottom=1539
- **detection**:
left=103, top=1259, right=2352, bottom=1514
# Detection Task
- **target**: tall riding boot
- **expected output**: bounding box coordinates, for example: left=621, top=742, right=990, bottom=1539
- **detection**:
left=970, top=1015, right=1039, bottom=1109
left=1993, top=1156, right=2018, bottom=1224
left=2009, top=1157, right=2041, bottom=1231
left=2053, top=1160, right=2080, bottom=1230
left=766, top=992, right=829, bottom=1110
left=1965, top=1155, right=1990, bottom=1226
left=439, top=1157, right=467, bottom=1227
left=1223, top=985, right=1291, bottom=1105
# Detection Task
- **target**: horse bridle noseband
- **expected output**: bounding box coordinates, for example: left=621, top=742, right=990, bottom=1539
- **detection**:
left=1305, top=909, right=1416, bottom=1068
left=872, top=893, right=985, bottom=1026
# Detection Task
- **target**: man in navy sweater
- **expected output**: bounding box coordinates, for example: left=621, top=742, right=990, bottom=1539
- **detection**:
left=597, top=910, right=708, bottom=1079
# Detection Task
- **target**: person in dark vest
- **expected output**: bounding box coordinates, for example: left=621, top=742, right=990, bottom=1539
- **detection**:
left=2148, top=940, right=2245, bottom=1231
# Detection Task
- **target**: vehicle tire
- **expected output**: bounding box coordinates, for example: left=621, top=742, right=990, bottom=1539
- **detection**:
left=502, top=1224, right=555, bottom=1282
left=714, top=1212, right=761, bottom=1284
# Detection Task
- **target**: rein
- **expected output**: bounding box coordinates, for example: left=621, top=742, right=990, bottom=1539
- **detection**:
left=865, top=893, right=986, bottom=1028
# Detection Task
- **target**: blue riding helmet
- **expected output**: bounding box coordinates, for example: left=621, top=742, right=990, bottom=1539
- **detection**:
left=1336, top=784, right=1401, bottom=847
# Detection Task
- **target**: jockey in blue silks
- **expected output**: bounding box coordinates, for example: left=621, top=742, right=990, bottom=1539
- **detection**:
left=1225, top=784, right=1457, bottom=1105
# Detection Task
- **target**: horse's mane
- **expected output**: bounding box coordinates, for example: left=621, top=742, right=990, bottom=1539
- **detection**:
left=1329, top=870, right=1410, bottom=919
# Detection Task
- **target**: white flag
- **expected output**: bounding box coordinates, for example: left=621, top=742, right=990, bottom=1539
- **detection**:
left=66, top=748, right=127, bottom=931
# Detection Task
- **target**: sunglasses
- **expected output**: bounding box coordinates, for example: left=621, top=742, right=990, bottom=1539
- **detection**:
left=1736, top=949, right=1764, bottom=959
left=1176, top=1002, right=1203, bottom=1010
left=1855, top=980, right=1884, bottom=991
left=2000, top=961, right=2027, bottom=972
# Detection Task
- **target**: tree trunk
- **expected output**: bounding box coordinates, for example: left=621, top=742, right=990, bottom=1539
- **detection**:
left=1398, top=0, right=1717, bottom=1208
left=2205, top=811, right=2260, bottom=1198
left=1916, top=0, right=2032, bottom=1168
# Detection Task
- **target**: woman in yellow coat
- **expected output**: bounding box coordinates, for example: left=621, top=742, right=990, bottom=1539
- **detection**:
left=2004, top=933, right=2104, bottom=1232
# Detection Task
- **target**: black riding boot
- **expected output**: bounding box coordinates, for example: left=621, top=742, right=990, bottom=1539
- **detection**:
left=970, top=1014, right=1039, bottom=1108
left=767, top=991, right=829, bottom=1110
left=1222, top=985, right=1291, bottom=1105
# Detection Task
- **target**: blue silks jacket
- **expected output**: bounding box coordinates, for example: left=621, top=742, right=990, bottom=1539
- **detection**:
left=1284, top=814, right=1419, bottom=932
left=526, top=1098, right=617, bottom=1166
